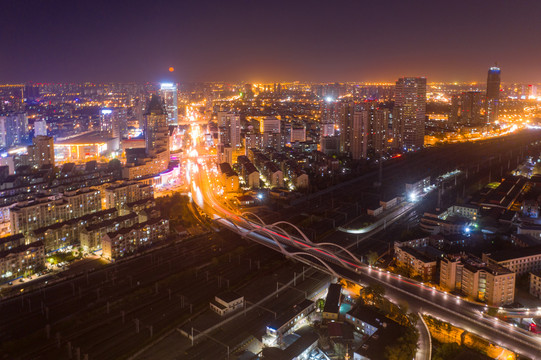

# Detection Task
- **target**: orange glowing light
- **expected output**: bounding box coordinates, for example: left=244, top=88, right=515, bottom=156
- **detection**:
left=169, top=67, right=174, bottom=72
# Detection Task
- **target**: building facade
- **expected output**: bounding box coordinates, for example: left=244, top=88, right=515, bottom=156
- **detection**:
left=394, top=77, right=427, bottom=151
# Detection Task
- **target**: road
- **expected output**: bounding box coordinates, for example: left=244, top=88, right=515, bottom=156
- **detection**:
left=189, top=143, right=541, bottom=359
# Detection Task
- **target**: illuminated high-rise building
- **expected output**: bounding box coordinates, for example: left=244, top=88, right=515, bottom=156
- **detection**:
left=338, top=102, right=355, bottom=154
left=0, top=113, right=28, bottom=149
left=450, top=91, right=483, bottom=127
left=260, top=116, right=281, bottom=134
left=394, top=77, right=426, bottom=151
left=100, top=108, right=127, bottom=140
left=34, top=119, right=47, bottom=136
left=351, top=111, right=369, bottom=160
left=160, top=83, right=178, bottom=125
left=218, top=112, right=241, bottom=148
left=144, top=95, right=169, bottom=157
left=486, top=66, right=501, bottom=123
left=28, top=135, right=54, bottom=168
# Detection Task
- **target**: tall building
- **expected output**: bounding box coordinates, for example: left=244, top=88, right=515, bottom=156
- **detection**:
left=34, top=119, right=47, bottom=136
left=486, top=66, right=501, bottom=123
left=338, top=102, right=356, bottom=154
left=394, top=77, right=426, bottom=151
left=450, top=91, right=483, bottom=127
left=260, top=116, right=281, bottom=134
left=100, top=108, right=127, bottom=140
left=351, top=111, right=369, bottom=160
left=28, top=135, right=54, bottom=168
left=144, top=95, right=169, bottom=157
left=364, top=102, right=390, bottom=156
left=217, top=112, right=241, bottom=148
left=160, top=83, right=178, bottom=125
left=0, top=113, right=28, bottom=148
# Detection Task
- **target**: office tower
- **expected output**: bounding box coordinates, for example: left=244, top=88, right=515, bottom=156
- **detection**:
left=100, top=108, right=127, bottom=140
left=144, top=95, right=169, bottom=157
left=260, top=116, right=281, bottom=134
left=34, top=119, right=47, bottom=136
left=486, top=66, right=501, bottom=123
left=160, top=83, right=178, bottom=125
left=394, top=77, right=427, bottom=150
left=0, top=113, right=28, bottom=148
left=28, top=135, right=54, bottom=168
left=450, top=91, right=483, bottom=127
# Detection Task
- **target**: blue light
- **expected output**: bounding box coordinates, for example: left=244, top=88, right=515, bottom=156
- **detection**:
left=160, top=83, right=176, bottom=90
left=465, top=227, right=471, bottom=233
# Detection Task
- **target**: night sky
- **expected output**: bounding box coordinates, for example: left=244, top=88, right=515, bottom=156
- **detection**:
left=2, top=0, right=541, bottom=83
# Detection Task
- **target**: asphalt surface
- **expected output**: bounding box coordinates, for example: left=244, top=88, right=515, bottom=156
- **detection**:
left=191, top=130, right=541, bottom=359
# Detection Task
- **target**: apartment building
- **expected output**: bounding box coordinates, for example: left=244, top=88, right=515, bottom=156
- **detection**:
left=101, top=218, right=169, bottom=260
left=483, top=246, right=541, bottom=276
left=440, top=254, right=515, bottom=306
left=0, top=240, right=45, bottom=280
left=104, top=181, right=153, bottom=210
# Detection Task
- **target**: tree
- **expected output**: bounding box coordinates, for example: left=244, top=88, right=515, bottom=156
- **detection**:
left=316, top=298, right=325, bottom=312
left=360, top=284, right=385, bottom=306
left=367, top=250, right=379, bottom=266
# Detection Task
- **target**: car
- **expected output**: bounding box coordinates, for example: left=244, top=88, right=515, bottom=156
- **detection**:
left=19, top=279, right=25, bottom=283
left=7, top=282, right=13, bottom=285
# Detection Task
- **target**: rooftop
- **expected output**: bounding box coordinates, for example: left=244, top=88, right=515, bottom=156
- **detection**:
left=323, top=283, right=342, bottom=314
left=485, top=245, right=541, bottom=262
left=216, top=291, right=242, bottom=304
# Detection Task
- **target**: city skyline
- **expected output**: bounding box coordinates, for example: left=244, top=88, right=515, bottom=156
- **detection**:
left=2, top=0, right=541, bottom=83
left=2, top=1, right=541, bottom=359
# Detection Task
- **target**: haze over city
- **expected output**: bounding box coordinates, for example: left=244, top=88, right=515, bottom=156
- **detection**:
left=3, top=0, right=541, bottom=83
left=2, top=1, right=541, bottom=360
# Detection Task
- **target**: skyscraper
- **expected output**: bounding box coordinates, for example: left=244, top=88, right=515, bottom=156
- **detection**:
left=100, top=108, right=127, bottom=140
left=394, top=77, right=427, bottom=151
left=218, top=112, right=241, bottom=148
left=450, top=91, right=483, bottom=127
left=0, top=113, right=28, bottom=149
left=486, top=66, right=501, bottom=123
left=144, top=95, right=169, bottom=157
left=160, top=83, right=178, bottom=126
left=351, top=111, right=369, bottom=160
left=338, top=102, right=356, bottom=154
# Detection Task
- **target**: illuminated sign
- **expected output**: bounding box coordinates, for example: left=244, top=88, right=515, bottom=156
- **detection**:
left=160, top=83, right=176, bottom=90
left=101, top=109, right=113, bottom=115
